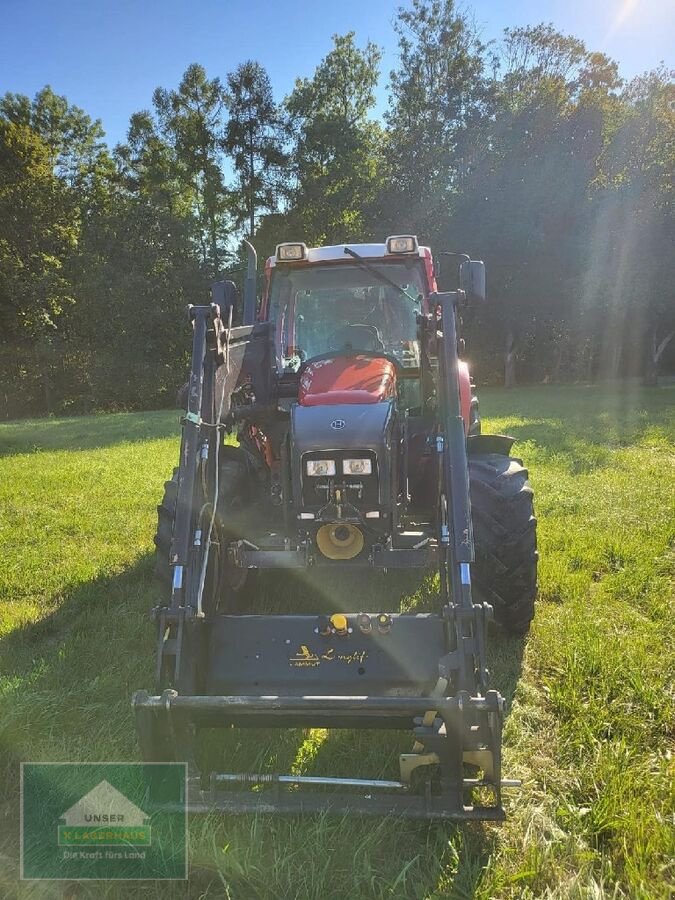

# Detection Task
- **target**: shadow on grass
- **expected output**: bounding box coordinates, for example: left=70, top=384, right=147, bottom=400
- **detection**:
left=0, top=555, right=163, bottom=893
left=0, top=408, right=181, bottom=457
left=0, top=556, right=157, bottom=802
left=0, top=553, right=524, bottom=899
left=251, top=567, right=434, bottom=614
left=480, top=383, right=674, bottom=470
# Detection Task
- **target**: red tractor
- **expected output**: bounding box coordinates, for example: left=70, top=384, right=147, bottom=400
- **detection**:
left=133, top=235, right=537, bottom=820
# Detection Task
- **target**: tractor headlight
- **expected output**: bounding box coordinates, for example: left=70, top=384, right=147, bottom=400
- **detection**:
left=306, top=459, right=336, bottom=477
left=342, top=458, right=372, bottom=475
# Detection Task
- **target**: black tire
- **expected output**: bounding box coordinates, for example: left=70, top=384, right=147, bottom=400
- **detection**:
left=154, top=467, right=179, bottom=590
left=469, top=453, right=537, bottom=634
left=153, top=447, right=255, bottom=611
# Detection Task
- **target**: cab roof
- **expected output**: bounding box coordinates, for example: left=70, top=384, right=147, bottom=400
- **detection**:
left=266, top=242, right=431, bottom=268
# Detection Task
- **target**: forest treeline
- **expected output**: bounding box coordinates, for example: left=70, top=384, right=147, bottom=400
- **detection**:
left=1, top=0, right=673, bottom=417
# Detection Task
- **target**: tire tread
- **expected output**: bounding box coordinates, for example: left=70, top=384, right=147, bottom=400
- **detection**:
left=469, top=452, right=538, bottom=634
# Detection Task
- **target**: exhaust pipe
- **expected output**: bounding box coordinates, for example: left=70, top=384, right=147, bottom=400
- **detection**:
left=242, top=239, right=257, bottom=326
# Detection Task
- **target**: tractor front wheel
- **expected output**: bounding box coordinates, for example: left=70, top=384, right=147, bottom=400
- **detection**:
left=154, top=467, right=179, bottom=591
left=469, top=453, right=537, bottom=634
left=153, top=446, right=255, bottom=611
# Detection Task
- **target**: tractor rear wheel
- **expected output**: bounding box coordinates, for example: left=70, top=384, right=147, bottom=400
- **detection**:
left=469, top=453, right=537, bottom=634
left=153, top=446, right=255, bottom=611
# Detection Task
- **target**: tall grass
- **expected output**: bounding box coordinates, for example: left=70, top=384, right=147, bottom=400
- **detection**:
left=0, top=385, right=673, bottom=898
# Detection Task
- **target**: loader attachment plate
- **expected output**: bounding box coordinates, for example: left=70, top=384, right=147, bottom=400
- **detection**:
left=205, top=613, right=446, bottom=698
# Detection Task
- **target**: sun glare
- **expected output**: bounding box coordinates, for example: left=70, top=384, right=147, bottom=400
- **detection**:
left=603, top=0, right=663, bottom=42
left=614, top=0, right=640, bottom=28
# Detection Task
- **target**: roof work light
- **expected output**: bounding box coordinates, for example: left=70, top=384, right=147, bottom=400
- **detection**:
left=276, top=242, right=308, bottom=262
left=386, top=235, right=418, bottom=254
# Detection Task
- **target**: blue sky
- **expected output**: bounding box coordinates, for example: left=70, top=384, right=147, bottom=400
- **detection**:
left=1, top=0, right=672, bottom=147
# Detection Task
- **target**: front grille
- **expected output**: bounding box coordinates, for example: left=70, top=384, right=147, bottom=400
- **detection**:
left=301, top=451, right=379, bottom=510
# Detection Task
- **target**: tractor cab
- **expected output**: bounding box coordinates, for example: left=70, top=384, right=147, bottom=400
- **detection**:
left=263, top=238, right=433, bottom=415
left=266, top=243, right=427, bottom=366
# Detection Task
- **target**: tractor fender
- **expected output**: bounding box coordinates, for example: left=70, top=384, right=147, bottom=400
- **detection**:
left=467, top=434, right=516, bottom=456
left=458, top=361, right=472, bottom=434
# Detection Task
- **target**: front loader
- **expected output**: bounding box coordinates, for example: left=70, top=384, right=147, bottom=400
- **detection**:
left=132, top=235, right=537, bottom=820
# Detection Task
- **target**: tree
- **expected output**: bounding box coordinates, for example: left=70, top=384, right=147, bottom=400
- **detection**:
left=0, top=88, right=111, bottom=413
left=115, top=110, right=192, bottom=219
left=384, top=0, right=492, bottom=240
left=0, top=86, right=108, bottom=194
left=151, top=64, right=230, bottom=275
left=2, top=23, right=672, bottom=416
left=0, top=118, right=76, bottom=344
left=224, top=61, right=288, bottom=239
left=284, top=33, right=385, bottom=244
left=65, top=181, right=207, bottom=411
left=591, top=66, right=675, bottom=383
left=451, top=26, right=625, bottom=385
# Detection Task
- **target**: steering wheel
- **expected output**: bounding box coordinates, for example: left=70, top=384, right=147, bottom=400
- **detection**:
left=327, top=324, right=385, bottom=353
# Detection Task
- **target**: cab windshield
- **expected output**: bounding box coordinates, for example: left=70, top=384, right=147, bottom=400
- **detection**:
left=269, top=262, right=426, bottom=372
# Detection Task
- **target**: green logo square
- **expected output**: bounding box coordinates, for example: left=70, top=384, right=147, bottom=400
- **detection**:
left=21, top=763, right=187, bottom=881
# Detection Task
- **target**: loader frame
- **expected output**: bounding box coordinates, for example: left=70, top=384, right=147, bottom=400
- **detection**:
left=132, top=291, right=512, bottom=820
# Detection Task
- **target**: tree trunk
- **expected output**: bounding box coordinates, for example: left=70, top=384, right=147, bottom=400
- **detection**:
left=643, top=328, right=658, bottom=387
left=552, top=341, right=564, bottom=383
left=585, top=341, right=595, bottom=383
left=504, top=330, right=517, bottom=388
left=40, top=346, right=54, bottom=414
left=611, top=340, right=621, bottom=380
left=643, top=328, right=674, bottom=387
left=249, top=126, right=255, bottom=240
left=210, top=225, right=218, bottom=278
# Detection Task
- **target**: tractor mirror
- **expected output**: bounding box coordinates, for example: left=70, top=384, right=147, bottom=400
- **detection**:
left=459, top=260, right=486, bottom=301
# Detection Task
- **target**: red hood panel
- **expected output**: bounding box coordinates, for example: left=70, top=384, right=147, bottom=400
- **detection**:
left=299, top=356, right=397, bottom=406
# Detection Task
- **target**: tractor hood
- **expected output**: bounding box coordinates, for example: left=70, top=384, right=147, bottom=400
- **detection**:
left=291, top=401, right=395, bottom=455
left=290, top=400, right=398, bottom=516
left=298, top=355, right=396, bottom=407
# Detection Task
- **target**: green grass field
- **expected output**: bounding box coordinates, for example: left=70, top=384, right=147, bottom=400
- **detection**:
left=1, top=385, right=673, bottom=899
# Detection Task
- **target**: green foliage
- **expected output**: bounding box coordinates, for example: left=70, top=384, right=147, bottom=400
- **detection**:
left=0, top=5, right=673, bottom=418
left=592, top=67, right=675, bottom=381
left=0, top=88, right=110, bottom=346
left=150, top=63, right=230, bottom=275
left=0, top=85, right=108, bottom=191
left=63, top=186, right=206, bottom=412
left=284, top=32, right=386, bottom=244
left=384, top=0, right=492, bottom=239
left=450, top=26, right=674, bottom=385
left=0, top=118, right=76, bottom=341
left=224, top=61, right=288, bottom=238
